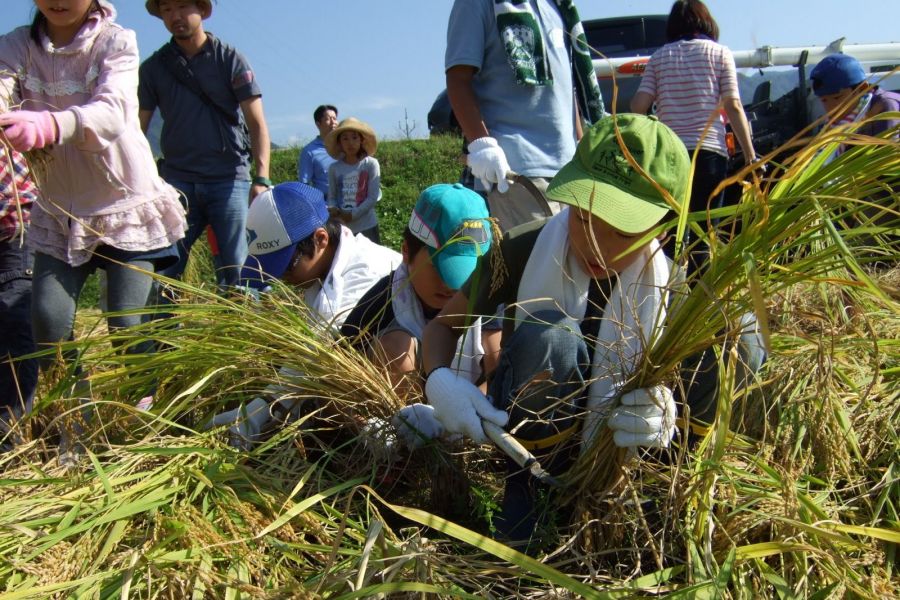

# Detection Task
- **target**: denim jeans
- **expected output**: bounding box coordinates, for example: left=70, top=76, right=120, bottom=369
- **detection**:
left=487, top=310, right=589, bottom=547
left=163, top=179, right=250, bottom=287
left=664, top=149, right=729, bottom=276
left=676, top=311, right=767, bottom=426
left=31, top=251, right=156, bottom=373
left=689, top=150, right=729, bottom=217
left=0, top=235, right=37, bottom=413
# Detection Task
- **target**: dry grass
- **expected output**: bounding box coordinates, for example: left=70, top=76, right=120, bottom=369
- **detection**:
left=0, top=108, right=897, bottom=597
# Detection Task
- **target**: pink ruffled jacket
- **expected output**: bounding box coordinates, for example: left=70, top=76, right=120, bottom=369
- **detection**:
left=0, top=5, right=185, bottom=265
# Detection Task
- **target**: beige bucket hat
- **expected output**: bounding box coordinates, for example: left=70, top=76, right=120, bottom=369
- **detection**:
left=145, top=0, right=213, bottom=19
left=324, top=117, right=378, bottom=159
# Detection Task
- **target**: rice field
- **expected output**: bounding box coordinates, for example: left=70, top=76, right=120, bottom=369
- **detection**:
left=0, top=113, right=898, bottom=598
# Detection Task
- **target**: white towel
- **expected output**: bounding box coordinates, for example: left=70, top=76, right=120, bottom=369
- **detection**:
left=513, top=208, right=670, bottom=445
left=305, top=226, right=401, bottom=329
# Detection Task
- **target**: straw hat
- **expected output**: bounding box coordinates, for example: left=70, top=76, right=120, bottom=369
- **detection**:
left=324, top=118, right=378, bottom=159
left=146, top=0, right=213, bottom=19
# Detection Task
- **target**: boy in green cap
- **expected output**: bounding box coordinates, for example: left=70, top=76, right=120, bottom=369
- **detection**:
left=420, top=113, right=690, bottom=544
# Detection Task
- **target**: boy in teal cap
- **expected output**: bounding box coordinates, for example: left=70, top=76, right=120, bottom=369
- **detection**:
left=341, top=183, right=500, bottom=402
left=421, top=114, right=690, bottom=545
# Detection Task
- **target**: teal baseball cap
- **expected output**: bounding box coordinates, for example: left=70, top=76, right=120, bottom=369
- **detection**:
left=407, top=183, right=492, bottom=290
left=547, top=113, right=690, bottom=234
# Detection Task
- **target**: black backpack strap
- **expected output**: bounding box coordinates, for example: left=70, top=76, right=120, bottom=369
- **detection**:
left=158, top=44, right=241, bottom=127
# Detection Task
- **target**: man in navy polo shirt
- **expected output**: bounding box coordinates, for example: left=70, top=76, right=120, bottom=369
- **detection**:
left=139, top=0, right=272, bottom=287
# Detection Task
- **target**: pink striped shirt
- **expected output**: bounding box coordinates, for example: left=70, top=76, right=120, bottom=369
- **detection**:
left=637, top=39, right=740, bottom=156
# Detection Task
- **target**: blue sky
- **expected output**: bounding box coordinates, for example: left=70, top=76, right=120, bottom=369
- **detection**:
left=2, top=1, right=898, bottom=147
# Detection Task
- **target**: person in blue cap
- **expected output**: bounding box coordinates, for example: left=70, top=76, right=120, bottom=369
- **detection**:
left=810, top=53, right=900, bottom=139
left=209, top=181, right=400, bottom=450
left=240, top=181, right=400, bottom=329
left=341, top=183, right=501, bottom=401
left=810, top=53, right=899, bottom=266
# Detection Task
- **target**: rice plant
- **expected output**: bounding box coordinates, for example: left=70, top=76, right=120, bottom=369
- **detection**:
left=0, top=114, right=897, bottom=598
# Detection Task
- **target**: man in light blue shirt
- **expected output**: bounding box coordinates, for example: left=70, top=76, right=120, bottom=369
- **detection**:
left=445, top=0, right=603, bottom=230
left=297, top=105, right=338, bottom=196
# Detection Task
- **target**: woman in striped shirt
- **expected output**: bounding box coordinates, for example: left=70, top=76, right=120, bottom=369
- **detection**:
left=631, top=0, right=757, bottom=271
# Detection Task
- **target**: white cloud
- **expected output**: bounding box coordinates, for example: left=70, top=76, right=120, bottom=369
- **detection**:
left=338, top=96, right=405, bottom=114
left=266, top=113, right=310, bottom=128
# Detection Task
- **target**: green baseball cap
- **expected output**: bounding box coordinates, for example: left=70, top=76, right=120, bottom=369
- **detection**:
left=407, top=184, right=492, bottom=290
left=546, top=114, right=690, bottom=234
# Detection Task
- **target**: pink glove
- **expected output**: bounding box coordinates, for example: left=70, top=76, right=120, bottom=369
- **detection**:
left=0, top=110, right=58, bottom=152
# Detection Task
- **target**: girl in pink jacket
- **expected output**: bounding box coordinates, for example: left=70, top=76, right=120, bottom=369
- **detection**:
left=0, top=1, right=185, bottom=389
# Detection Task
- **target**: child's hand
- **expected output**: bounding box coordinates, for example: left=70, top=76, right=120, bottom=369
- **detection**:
left=0, top=110, right=58, bottom=152
left=608, top=385, right=676, bottom=449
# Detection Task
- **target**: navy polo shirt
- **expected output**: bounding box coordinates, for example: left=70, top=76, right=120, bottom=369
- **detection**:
left=139, top=33, right=262, bottom=183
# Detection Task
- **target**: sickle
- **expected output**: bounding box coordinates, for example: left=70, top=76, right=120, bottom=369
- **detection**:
left=481, top=419, right=561, bottom=487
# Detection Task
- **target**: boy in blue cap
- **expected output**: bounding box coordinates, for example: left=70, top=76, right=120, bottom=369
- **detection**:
left=240, top=181, right=400, bottom=329
left=341, top=183, right=500, bottom=403
left=209, top=182, right=400, bottom=449
left=216, top=183, right=494, bottom=449
left=810, top=54, right=899, bottom=265
left=810, top=53, right=899, bottom=139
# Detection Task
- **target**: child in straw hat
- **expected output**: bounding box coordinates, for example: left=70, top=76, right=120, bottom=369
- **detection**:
left=325, top=117, right=382, bottom=243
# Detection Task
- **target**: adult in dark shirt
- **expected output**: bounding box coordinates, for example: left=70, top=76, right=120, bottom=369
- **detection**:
left=139, top=0, right=271, bottom=287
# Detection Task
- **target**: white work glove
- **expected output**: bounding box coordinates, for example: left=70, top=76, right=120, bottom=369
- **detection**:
left=205, top=397, right=271, bottom=451
left=424, top=367, right=508, bottom=445
left=467, top=137, right=511, bottom=194
left=360, top=416, right=397, bottom=461
left=392, top=403, right=445, bottom=449
left=607, top=385, right=676, bottom=449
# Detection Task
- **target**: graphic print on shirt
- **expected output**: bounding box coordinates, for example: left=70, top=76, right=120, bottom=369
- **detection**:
left=340, top=170, right=369, bottom=211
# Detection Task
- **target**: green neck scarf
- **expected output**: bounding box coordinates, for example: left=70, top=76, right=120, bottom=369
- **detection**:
left=494, top=0, right=606, bottom=124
